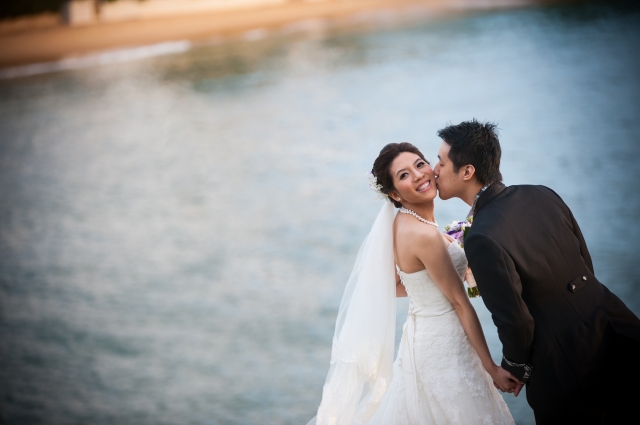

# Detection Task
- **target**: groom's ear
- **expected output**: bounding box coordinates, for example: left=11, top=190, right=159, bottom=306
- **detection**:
left=461, top=165, right=476, bottom=182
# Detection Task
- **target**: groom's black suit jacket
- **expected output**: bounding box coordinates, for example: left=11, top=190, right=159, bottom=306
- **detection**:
left=464, top=183, right=640, bottom=417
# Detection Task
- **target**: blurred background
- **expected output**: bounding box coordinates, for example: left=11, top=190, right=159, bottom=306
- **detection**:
left=1, top=0, right=639, bottom=424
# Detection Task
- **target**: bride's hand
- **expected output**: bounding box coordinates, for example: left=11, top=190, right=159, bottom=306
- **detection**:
left=490, top=365, right=522, bottom=394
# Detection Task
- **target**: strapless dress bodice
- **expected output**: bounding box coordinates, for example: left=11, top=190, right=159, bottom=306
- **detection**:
left=396, top=241, right=468, bottom=318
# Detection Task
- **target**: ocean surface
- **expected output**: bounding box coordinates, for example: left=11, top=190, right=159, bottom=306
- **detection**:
left=1, top=1, right=639, bottom=424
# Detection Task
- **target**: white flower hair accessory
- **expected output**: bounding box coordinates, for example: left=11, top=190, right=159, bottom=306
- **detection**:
left=367, top=171, right=387, bottom=200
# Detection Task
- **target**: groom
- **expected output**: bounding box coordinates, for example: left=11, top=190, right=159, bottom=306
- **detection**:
left=433, top=120, right=640, bottom=424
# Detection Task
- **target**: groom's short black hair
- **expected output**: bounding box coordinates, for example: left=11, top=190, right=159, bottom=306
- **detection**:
left=437, top=119, right=503, bottom=186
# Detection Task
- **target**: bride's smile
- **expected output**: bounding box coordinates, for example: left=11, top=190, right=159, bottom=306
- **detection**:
left=416, top=180, right=431, bottom=192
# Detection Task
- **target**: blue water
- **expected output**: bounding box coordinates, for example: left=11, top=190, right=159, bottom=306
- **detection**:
left=1, top=2, right=639, bottom=424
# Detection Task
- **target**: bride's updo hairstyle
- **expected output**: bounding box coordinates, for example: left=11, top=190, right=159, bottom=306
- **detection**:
left=371, top=142, right=429, bottom=208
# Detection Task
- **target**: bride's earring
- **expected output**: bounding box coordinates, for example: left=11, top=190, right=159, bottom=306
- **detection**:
left=389, top=191, right=402, bottom=204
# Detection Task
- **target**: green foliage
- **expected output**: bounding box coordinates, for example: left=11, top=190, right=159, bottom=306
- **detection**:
left=467, top=286, right=480, bottom=298
left=0, top=0, right=68, bottom=19
left=0, top=1, right=128, bottom=20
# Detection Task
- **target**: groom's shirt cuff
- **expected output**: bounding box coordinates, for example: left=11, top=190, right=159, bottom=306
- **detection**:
left=502, top=355, right=533, bottom=382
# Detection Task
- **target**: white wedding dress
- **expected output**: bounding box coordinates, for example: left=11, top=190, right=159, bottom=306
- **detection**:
left=365, top=241, right=514, bottom=425
left=310, top=203, right=514, bottom=425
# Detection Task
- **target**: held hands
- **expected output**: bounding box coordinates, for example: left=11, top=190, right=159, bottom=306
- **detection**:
left=494, top=381, right=525, bottom=397
left=513, top=382, right=524, bottom=397
left=490, top=365, right=524, bottom=397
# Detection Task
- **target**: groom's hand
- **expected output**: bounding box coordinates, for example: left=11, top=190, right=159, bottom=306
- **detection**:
left=513, top=382, right=524, bottom=397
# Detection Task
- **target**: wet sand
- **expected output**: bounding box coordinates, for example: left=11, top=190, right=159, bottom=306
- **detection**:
left=0, top=0, right=569, bottom=70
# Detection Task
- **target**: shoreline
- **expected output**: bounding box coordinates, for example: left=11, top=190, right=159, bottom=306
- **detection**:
left=0, top=0, right=573, bottom=73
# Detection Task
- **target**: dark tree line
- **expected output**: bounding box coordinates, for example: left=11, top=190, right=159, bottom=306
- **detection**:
left=0, top=0, right=119, bottom=20
left=1, top=1, right=68, bottom=19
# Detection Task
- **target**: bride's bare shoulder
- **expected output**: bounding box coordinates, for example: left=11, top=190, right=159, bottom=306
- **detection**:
left=394, top=214, right=443, bottom=245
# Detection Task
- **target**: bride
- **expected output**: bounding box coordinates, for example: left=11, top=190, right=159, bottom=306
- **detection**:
left=308, top=143, right=517, bottom=425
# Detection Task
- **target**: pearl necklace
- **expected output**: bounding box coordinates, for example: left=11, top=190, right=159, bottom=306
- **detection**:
left=399, top=207, right=438, bottom=229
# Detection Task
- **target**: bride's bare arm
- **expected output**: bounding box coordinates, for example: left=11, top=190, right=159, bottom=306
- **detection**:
left=412, top=227, right=521, bottom=392
left=396, top=272, right=407, bottom=297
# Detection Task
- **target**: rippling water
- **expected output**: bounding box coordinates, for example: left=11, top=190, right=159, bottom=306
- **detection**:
left=1, top=2, right=639, bottom=424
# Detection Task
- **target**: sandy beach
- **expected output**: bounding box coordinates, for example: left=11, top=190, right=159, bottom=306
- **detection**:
left=0, top=0, right=571, bottom=71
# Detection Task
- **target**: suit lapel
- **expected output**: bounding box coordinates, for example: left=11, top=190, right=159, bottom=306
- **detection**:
left=473, top=182, right=507, bottom=217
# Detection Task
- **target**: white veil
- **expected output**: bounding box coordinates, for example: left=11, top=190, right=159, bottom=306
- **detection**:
left=309, top=201, right=397, bottom=425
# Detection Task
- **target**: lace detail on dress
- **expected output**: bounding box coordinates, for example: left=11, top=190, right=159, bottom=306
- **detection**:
left=414, top=311, right=498, bottom=424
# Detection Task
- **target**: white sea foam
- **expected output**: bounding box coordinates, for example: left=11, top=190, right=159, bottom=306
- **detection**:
left=0, top=40, right=192, bottom=80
